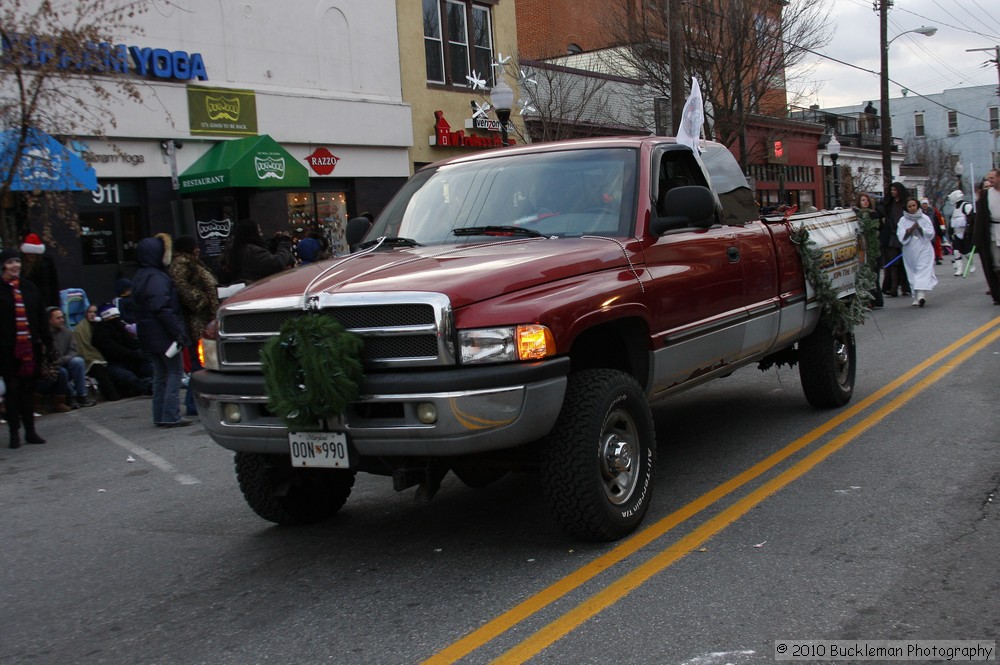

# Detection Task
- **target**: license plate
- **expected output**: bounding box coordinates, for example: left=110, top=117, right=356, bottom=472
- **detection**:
left=288, top=431, right=351, bottom=468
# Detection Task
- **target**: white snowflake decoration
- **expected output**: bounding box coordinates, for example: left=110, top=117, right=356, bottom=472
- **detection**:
left=518, top=99, right=537, bottom=115
left=517, top=69, right=537, bottom=87
left=492, top=53, right=512, bottom=70
left=465, top=70, right=487, bottom=90
left=472, top=100, right=492, bottom=119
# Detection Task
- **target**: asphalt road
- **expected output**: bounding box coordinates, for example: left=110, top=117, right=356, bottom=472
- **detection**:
left=1, top=261, right=998, bottom=665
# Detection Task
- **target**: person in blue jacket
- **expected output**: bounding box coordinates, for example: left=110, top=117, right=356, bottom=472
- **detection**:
left=131, top=234, right=191, bottom=427
left=113, top=277, right=137, bottom=326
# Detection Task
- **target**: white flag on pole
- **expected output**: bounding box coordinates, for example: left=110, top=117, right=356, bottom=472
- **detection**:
left=675, top=77, right=704, bottom=154
left=968, top=162, right=976, bottom=212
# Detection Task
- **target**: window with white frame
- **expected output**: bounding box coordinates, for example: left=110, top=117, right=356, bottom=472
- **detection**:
left=948, top=110, right=958, bottom=135
left=423, top=0, right=495, bottom=88
left=991, top=106, right=999, bottom=132
left=914, top=112, right=924, bottom=137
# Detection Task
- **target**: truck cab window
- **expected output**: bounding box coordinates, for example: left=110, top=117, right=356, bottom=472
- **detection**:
left=656, top=152, right=708, bottom=217
left=699, top=144, right=759, bottom=224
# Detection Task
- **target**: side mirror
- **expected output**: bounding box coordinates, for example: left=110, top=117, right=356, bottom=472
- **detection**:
left=346, top=217, right=373, bottom=251
left=650, top=186, right=717, bottom=235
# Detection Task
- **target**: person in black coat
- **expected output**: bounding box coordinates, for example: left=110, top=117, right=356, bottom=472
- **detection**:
left=91, top=302, right=152, bottom=397
left=19, top=232, right=60, bottom=309
left=880, top=181, right=911, bottom=297
left=0, top=248, right=51, bottom=447
left=974, top=169, right=1000, bottom=304
left=132, top=234, right=191, bottom=427
left=219, top=218, right=294, bottom=285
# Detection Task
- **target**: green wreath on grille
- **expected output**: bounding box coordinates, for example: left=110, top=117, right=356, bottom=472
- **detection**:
left=790, top=211, right=878, bottom=336
left=260, top=314, right=364, bottom=430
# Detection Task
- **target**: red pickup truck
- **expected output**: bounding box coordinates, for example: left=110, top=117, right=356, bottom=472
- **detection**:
left=191, top=136, right=862, bottom=541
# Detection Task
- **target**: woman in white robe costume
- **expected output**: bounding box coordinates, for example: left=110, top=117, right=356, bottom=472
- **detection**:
left=897, top=197, right=938, bottom=307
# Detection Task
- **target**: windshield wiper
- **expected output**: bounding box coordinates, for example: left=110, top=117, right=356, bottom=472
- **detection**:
left=359, top=236, right=422, bottom=250
left=452, top=225, right=545, bottom=238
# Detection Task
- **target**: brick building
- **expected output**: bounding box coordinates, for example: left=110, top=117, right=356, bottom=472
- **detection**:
left=515, top=0, right=829, bottom=209
left=516, top=0, right=614, bottom=59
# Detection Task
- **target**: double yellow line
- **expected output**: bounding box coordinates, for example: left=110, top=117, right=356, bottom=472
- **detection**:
left=424, top=315, right=1000, bottom=665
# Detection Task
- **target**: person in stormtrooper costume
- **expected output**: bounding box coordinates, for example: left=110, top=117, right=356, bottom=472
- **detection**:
left=946, top=189, right=976, bottom=277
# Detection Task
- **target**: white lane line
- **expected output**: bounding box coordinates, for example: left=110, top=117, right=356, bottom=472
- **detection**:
left=81, top=419, right=201, bottom=486
left=679, top=651, right=756, bottom=665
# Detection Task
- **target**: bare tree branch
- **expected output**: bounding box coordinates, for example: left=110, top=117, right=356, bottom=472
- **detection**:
left=602, top=0, right=833, bottom=168
left=519, top=58, right=646, bottom=142
left=0, top=0, right=153, bottom=246
left=905, top=138, right=962, bottom=206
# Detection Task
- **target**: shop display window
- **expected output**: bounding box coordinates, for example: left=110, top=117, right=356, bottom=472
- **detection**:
left=79, top=212, right=117, bottom=265
left=287, top=191, right=348, bottom=255
left=191, top=196, right=238, bottom=265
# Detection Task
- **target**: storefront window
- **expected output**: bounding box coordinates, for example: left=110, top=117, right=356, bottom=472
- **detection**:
left=74, top=181, right=144, bottom=266
left=191, top=195, right=238, bottom=267
left=120, top=207, right=141, bottom=263
left=287, top=191, right=348, bottom=255
left=79, top=212, right=117, bottom=265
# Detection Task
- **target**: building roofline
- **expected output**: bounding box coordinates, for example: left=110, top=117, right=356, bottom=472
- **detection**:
left=519, top=58, right=644, bottom=85
left=748, top=113, right=825, bottom=134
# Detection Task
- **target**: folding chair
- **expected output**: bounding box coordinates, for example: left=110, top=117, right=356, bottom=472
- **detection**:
left=59, top=288, right=90, bottom=328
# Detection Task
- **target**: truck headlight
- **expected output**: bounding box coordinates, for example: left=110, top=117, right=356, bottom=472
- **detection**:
left=458, top=324, right=555, bottom=364
left=200, top=320, right=221, bottom=370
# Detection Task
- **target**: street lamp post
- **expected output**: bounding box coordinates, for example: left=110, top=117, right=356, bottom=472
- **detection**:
left=828, top=132, right=841, bottom=208
left=954, top=160, right=964, bottom=192
left=878, top=9, right=936, bottom=198
left=491, top=78, right=514, bottom=147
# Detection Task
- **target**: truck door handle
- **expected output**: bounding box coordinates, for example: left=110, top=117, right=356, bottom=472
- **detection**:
left=727, top=246, right=740, bottom=262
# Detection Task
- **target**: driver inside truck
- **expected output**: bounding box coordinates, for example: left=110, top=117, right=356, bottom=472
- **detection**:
left=656, top=153, right=702, bottom=216
left=530, top=171, right=569, bottom=218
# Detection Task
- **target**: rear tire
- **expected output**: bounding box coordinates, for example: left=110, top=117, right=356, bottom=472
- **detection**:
left=540, top=369, right=656, bottom=541
left=235, top=452, right=355, bottom=525
left=798, top=323, right=856, bottom=408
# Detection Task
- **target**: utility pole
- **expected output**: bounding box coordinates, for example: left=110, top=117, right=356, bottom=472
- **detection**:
left=877, top=0, right=893, bottom=200
left=966, top=45, right=1000, bottom=169
left=669, top=0, right=685, bottom=135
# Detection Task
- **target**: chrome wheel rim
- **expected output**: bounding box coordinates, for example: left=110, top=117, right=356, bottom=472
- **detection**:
left=834, top=334, right=851, bottom=386
left=599, top=408, right=640, bottom=505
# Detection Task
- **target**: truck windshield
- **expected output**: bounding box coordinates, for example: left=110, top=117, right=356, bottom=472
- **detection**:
left=369, top=148, right=638, bottom=245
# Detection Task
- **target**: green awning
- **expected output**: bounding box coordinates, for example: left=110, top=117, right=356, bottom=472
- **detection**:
left=178, top=134, right=310, bottom=193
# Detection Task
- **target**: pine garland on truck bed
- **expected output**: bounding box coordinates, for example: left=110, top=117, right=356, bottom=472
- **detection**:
left=790, top=210, right=878, bottom=336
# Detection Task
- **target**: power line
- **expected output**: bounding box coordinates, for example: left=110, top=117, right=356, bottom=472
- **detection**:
left=893, top=3, right=1000, bottom=42
left=886, top=22, right=967, bottom=90
left=784, top=37, right=992, bottom=124
left=962, top=0, right=1000, bottom=36
left=886, top=13, right=969, bottom=83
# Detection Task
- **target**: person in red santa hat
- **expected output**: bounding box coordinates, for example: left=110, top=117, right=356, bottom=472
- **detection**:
left=19, top=232, right=60, bottom=308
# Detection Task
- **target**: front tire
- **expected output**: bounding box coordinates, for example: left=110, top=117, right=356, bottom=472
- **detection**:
left=235, top=452, right=356, bottom=525
left=540, top=369, right=656, bottom=541
left=798, top=323, right=856, bottom=408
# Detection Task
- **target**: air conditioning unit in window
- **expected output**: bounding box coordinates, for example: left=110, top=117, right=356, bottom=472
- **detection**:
left=949, top=127, right=958, bottom=135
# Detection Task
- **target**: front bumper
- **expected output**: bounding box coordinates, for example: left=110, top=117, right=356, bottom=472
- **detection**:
left=190, top=357, right=570, bottom=457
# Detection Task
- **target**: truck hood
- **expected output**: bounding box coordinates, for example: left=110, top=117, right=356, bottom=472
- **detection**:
left=225, top=238, right=635, bottom=309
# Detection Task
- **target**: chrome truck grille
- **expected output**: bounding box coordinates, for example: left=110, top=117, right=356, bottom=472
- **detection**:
left=216, top=292, right=455, bottom=369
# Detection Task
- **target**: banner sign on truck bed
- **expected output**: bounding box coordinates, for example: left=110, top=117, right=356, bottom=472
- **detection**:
left=788, top=209, right=861, bottom=302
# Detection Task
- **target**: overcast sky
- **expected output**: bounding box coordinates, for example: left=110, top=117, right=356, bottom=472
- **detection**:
left=791, top=0, right=1000, bottom=110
